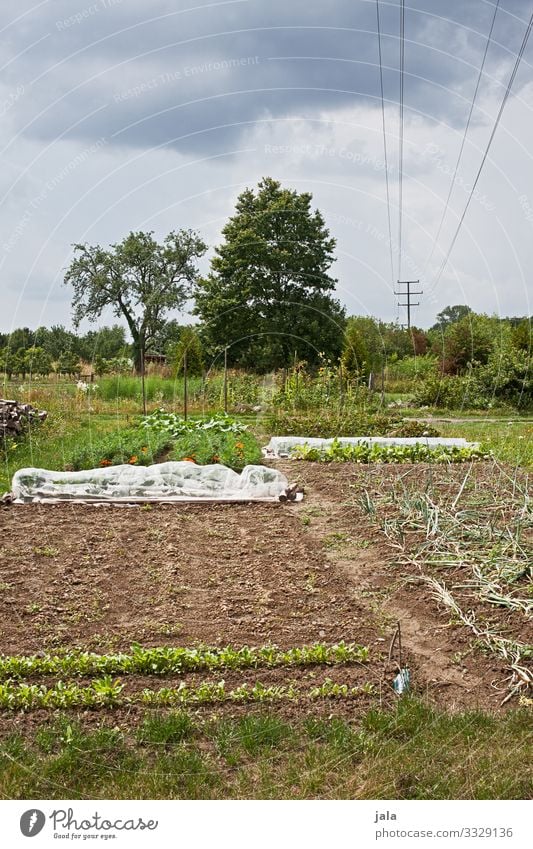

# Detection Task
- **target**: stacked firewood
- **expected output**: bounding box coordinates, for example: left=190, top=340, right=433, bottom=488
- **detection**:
left=0, top=399, right=47, bottom=437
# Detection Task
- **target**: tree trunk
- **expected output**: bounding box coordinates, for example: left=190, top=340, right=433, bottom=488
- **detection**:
left=131, top=333, right=143, bottom=374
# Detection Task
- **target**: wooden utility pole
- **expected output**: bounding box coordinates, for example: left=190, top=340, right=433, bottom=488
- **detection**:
left=183, top=349, right=188, bottom=421
left=140, top=348, right=147, bottom=415
left=395, top=280, right=423, bottom=330
left=223, top=346, right=228, bottom=413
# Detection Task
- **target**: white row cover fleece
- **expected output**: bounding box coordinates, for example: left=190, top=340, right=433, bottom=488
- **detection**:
left=11, top=462, right=290, bottom=503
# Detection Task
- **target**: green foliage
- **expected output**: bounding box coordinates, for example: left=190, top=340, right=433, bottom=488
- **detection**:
left=290, top=438, right=488, bottom=464
left=137, top=712, right=194, bottom=746
left=342, top=317, right=374, bottom=378
left=64, top=230, right=206, bottom=371
left=512, top=318, right=532, bottom=351
left=0, top=349, right=28, bottom=378
left=431, top=304, right=472, bottom=331
left=263, top=408, right=439, bottom=438
left=414, top=346, right=533, bottom=410
left=270, top=360, right=371, bottom=412
left=385, top=354, right=438, bottom=393
left=75, top=325, right=129, bottom=362
left=24, top=347, right=53, bottom=377
left=170, top=430, right=262, bottom=470
left=139, top=410, right=260, bottom=470
left=0, top=642, right=370, bottom=680
left=142, top=409, right=250, bottom=438
left=413, top=372, right=488, bottom=409
left=194, top=177, right=345, bottom=369
left=479, top=341, right=532, bottom=408
left=66, top=426, right=173, bottom=470
left=56, top=350, right=80, bottom=376
left=171, top=326, right=204, bottom=376
left=433, top=313, right=504, bottom=374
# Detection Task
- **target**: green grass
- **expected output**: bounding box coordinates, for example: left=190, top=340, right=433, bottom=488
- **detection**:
left=0, top=700, right=530, bottom=799
left=439, top=420, right=533, bottom=467
left=0, top=413, right=132, bottom=494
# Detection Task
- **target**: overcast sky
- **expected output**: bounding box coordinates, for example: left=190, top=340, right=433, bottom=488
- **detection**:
left=1, top=0, right=532, bottom=333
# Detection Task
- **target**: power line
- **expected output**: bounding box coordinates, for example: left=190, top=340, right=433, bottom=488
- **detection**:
left=429, top=5, right=533, bottom=293
left=422, top=0, right=501, bottom=279
left=398, top=0, right=406, bottom=279
left=375, top=0, right=395, bottom=285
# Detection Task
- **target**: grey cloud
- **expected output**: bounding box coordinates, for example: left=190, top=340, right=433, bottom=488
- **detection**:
left=3, top=0, right=533, bottom=157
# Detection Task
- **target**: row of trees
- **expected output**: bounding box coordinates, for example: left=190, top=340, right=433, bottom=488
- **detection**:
left=2, top=306, right=530, bottom=383
left=1, top=177, right=530, bottom=392
left=343, top=309, right=531, bottom=379
left=0, top=324, right=130, bottom=380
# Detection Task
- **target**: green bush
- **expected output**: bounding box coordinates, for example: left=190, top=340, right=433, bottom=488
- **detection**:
left=479, top=346, right=532, bottom=409
left=413, top=373, right=489, bottom=410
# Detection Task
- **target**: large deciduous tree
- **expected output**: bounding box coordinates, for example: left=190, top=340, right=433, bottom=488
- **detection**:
left=64, top=230, right=206, bottom=372
left=194, top=178, right=345, bottom=370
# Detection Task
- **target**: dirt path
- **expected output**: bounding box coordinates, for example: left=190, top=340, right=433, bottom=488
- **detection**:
left=273, top=461, right=527, bottom=711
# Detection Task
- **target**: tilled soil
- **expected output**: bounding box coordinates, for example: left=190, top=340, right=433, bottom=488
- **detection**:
left=0, top=460, right=530, bottom=732
left=0, top=501, right=375, bottom=652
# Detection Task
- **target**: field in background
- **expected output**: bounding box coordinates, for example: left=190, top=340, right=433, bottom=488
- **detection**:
left=1, top=373, right=532, bottom=494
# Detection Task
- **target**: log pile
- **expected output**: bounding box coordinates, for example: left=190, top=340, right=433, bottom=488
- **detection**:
left=0, top=399, right=47, bottom=438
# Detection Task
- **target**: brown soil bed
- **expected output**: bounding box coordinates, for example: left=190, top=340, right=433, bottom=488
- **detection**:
left=0, top=460, right=530, bottom=732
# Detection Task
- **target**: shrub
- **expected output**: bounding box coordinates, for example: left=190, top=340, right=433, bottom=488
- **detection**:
left=479, top=346, right=532, bottom=410
left=413, top=373, right=488, bottom=410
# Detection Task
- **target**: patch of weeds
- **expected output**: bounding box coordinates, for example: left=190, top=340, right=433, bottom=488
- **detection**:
left=33, top=546, right=59, bottom=557
left=305, top=717, right=368, bottom=759
left=235, top=715, right=293, bottom=756
left=351, top=539, right=371, bottom=550
left=155, top=747, right=219, bottom=798
left=137, top=712, right=195, bottom=747
left=210, top=719, right=242, bottom=766
left=323, top=532, right=350, bottom=550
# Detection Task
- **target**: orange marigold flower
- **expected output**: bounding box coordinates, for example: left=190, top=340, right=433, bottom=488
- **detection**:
left=128, top=455, right=138, bottom=464
left=235, top=441, right=244, bottom=449
left=99, top=458, right=112, bottom=467
left=212, top=455, right=220, bottom=462
left=141, top=446, right=148, bottom=453
left=182, top=456, right=196, bottom=463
